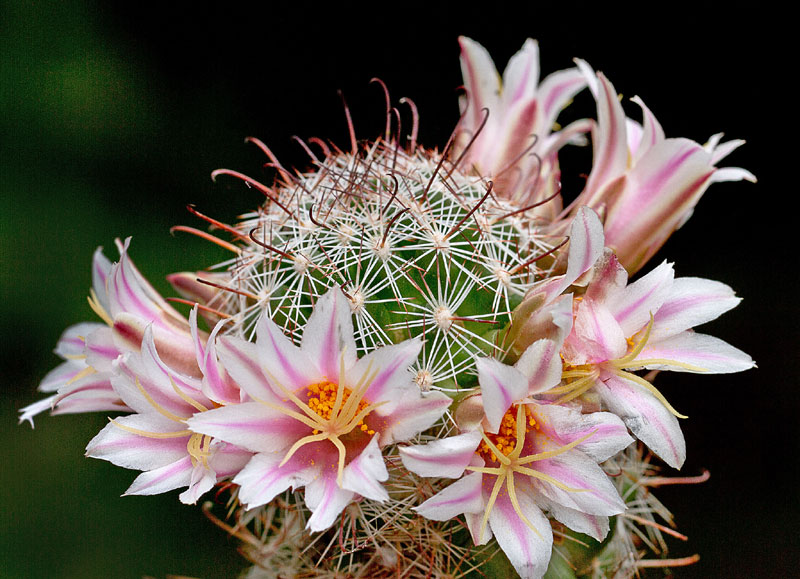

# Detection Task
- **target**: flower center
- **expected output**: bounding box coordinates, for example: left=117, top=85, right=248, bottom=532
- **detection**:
left=306, top=380, right=374, bottom=435
left=477, top=404, right=538, bottom=463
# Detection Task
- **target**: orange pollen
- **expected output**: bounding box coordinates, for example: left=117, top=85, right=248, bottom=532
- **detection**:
left=477, top=405, right=539, bottom=463
left=306, top=380, right=375, bottom=435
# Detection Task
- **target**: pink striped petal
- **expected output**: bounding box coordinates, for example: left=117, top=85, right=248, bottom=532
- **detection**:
left=608, top=260, right=674, bottom=337
left=597, top=372, right=686, bottom=468
left=233, top=452, right=318, bottom=510
left=476, top=357, right=528, bottom=434
left=341, top=436, right=389, bottom=502
left=300, top=288, right=357, bottom=381
left=86, top=413, right=189, bottom=471
left=531, top=451, right=625, bottom=516
left=38, top=359, right=86, bottom=393
left=488, top=487, right=553, bottom=579
left=535, top=404, right=632, bottom=463
left=195, top=313, right=241, bottom=404
left=603, top=138, right=715, bottom=272
left=537, top=68, right=586, bottom=133
left=187, top=402, right=308, bottom=454
left=458, top=36, right=502, bottom=133
left=18, top=395, right=57, bottom=426
left=305, top=466, right=356, bottom=532
left=179, top=463, right=217, bottom=505
left=651, top=277, right=742, bottom=340
left=514, top=338, right=563, bottom=395
left=378, top=390, right=451, bottom=445
left=537, top=495, right=610, bottom=542
left=91, top=246, right=113, bottom=313
left=124, top=456, right=193, bottom=497
left=582, top=73, right=629, bottom=206
left=564, top=299, right=626, bottom=365
left=217, top=335, right=280, bottom=404
left=353, top=338, right=422, bottom=405
left=255, top=313, right=323, bottom=393
left=630, top=96, right=665, bottom=162
left=638, top=331, right=755, bottom=374
left=400, top=431, right=482, bottom=478
left=84, top=326, right=120, bottom=372
left=53, top=322, right=102, bottom=359
left=415, top=471, right=485, bottom=521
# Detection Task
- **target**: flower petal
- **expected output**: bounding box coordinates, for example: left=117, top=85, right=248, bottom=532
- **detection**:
left=534, top=404, right=632, bottom=463
left=341, top=435, right=389, bottom=502
left=638, top=331, right=755, bottom=374
left=651, top=277, right=742, bottom=340
left=378, top=390, right=451, bottom=445
left=400, top=431, right=483, bottom=478
left=352, top=338, right=422, bottom=405
left=300, top=288, right=357, bottom=381
left=488, top=486, right=553, bottom=579
left=304, top=466, right=356, bottom=532
left=124, top=456, right=193, bottom=497
left=187, top=402, right=308, bottom=454
left=514, top=339, right=563, bottom=395
left=537, top=495, right=610, bottom=542
left=233, top=451, right=318, bottom=510
left=608, top=260, right=674, bottom=337
left=414, top=471, right=485, bottom=521
left=596, top=372, right=686, bottom=468
left=86, top=413, right=189, bottom=471
left=476, top=357, right=528, bottom=433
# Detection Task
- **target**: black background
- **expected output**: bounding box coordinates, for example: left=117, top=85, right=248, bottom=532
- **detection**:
left=2, top=2, right=794, bottom=577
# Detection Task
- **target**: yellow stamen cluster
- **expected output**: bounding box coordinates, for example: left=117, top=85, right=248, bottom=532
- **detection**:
left=478, top=405, right=538, bottom=463
left=307, top=381, right=375, bottom=436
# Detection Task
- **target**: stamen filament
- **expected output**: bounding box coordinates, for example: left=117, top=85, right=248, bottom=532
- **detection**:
left=170, top=377, right=209, bottom=413
left=330, top=435, right=348, bottom=486
left=135, top=378, right=187, bottom=423
left=65, top=365, right=97, bottom=386
left=279, top=432, right=330, bottom=467
left=478, top=471, right=506, bottom=543
left=88, top=289, right=114, bottom=327
left=621, top=358, right=708, bottom=373
left=109, top=418, right=191, bottom=438
left=513, top=465, right=588, bottom=493
left=506, top=471, right=543, bottom=539
left=516, top=430, right=597, bottom=464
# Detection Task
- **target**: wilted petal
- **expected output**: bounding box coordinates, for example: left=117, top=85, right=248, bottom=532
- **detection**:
left=400, top=431, right=482, bottom=478
left=597, top=372, right=686, bottom=468
left=18, top=395, right=57, bottom=426
left=414, top=471, right=485, bottom=521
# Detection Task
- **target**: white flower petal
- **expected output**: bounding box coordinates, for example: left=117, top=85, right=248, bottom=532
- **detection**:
left=304, top=467, right=356, bottom=532
left=414, top=471, right=485, bottom=521
left=476, top=357, right=528, bottom=433
left=639, top=331, right=755, bottom=374
left=341, top=436, right=389, bottom=502
left=400, top=431, right=482, bottom=478
left=489, top=488, right=553, bottom=579
left=300, top=288, right=357, bottom=381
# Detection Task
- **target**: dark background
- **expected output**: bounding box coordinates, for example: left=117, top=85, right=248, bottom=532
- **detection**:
left=1, top=2, right=794, bottom=577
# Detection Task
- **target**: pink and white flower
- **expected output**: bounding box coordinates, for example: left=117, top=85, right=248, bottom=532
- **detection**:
left=401, top=348, right=631, bottom=579
left=551, top=248, right=754, bottom=468
left=455, top=37, right=589, bottom=213
left=569, top=66, right=756, bottom=273
left=187, top=288, right=451, bottom=532
left=20, top=239, right=201, bottom=425
left=85, top=319, right=251, bottom=504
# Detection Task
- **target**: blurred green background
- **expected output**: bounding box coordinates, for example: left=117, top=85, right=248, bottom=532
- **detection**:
left=1, top=1, right=794, bottom=577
